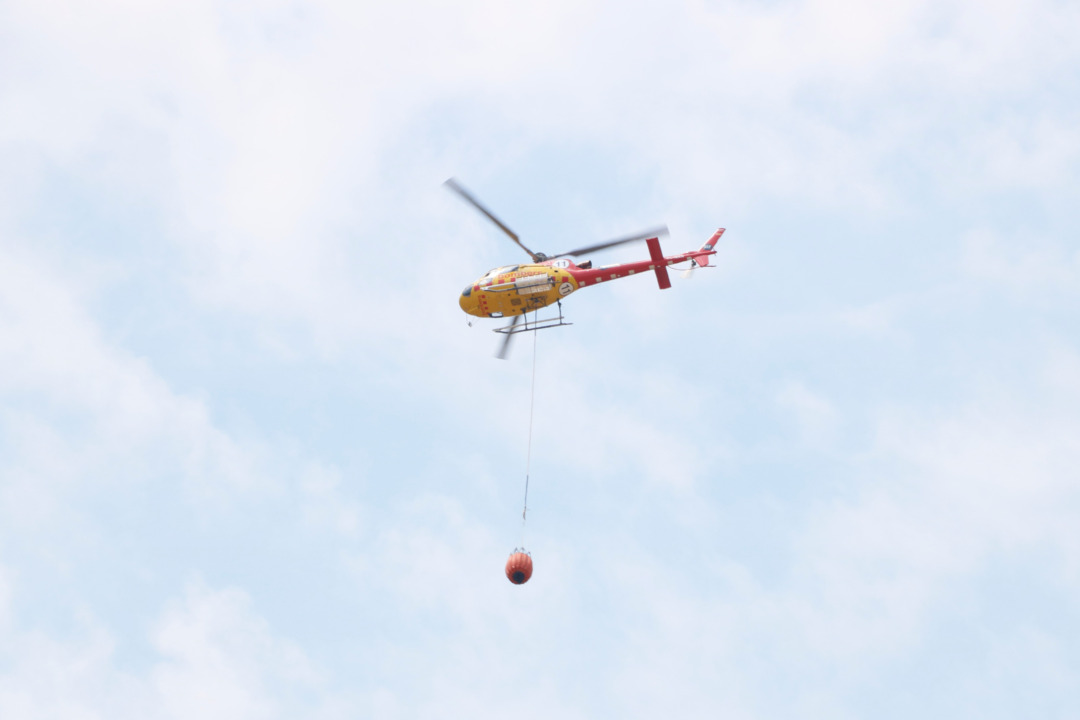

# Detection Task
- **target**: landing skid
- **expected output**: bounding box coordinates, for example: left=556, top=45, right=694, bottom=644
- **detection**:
left=494, top=316, right=573, bottom=335
left=494, top=302, right=572, bottom=335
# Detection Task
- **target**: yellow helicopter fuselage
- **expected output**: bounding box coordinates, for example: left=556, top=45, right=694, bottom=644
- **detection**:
left=459, top=261, right=580, bottom=318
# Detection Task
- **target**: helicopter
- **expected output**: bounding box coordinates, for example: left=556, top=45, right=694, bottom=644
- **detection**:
left=446, top=178, right=724, bottom=358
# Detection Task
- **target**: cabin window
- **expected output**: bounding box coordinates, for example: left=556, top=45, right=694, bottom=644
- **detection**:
left=484, top=265, right=519, bottom=279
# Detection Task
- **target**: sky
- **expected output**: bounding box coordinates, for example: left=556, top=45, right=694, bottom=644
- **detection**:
left=1, top=0, right=1079, bottom=717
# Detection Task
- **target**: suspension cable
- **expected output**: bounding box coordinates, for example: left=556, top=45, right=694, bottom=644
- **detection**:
left=522, top=313, right=539, bottom=535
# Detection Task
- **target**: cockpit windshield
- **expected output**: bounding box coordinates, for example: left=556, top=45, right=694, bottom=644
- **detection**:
left=483, top=265, right=519, bottom=279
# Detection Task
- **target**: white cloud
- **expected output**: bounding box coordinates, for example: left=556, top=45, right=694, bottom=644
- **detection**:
left=784, top=386, right=1080, bottom=663
left=775, top=380, right=838, bottom=448
left=3, top=0, right=1080, bottom=717
left=542, top=374, right=1080, bottom=716
left=6, top=0, right=1078, bottom=357
left=0, top=607, right=152, bottom=720
left=0, top=563, right=11, bottom=637
left=0, top=581, right=344, bottom=720
left=298, top=462, right=364, bottom=538
left=962, top=228, right=1080, bottom=300
left=152, top=582, right=327, bottom=720
left=0, top=245, right=258, bottom=519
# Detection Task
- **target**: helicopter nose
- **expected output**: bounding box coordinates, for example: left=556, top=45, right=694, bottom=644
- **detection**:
left=459, top=285, right=478, bottom=314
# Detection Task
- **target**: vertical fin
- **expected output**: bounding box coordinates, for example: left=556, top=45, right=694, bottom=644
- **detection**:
left=694, top=228, right=725, bottom=267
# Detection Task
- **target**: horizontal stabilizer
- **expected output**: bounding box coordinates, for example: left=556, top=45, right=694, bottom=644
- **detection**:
left=646, top=236, right=672, bottom=290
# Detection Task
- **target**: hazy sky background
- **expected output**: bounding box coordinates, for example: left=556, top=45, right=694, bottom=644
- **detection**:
left=2, top=0, right=1079, bottom=717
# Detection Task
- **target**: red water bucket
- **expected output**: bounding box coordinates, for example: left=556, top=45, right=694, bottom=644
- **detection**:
left=505, top=549, right=533, bottom=585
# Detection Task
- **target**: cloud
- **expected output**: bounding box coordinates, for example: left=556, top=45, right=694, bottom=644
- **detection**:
left=0, top=563, right=11, bottom=637
left=0, top=244, right=258, bottom=520
left=962, top=228, right=1080, bottom=300
left=775, top=380, right=838, bottom=448
left=0, top=612, right=148, bottom=720
left=152, top=582, right=328, bottom=720
left=546, top=372, right=1080, bottom=717
left=3, top=0, right=1080, bottom=717
left=782, top=381, right=1080, bottom=663
left=0, top=580, right=345, bottom=720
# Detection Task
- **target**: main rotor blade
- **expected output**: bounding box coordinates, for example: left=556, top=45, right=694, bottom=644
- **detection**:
left=552, top=225, right=669, bottom=258
left=495, top=314, right=522, bottom=360
left=444, top=178, right=543, bottom=262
